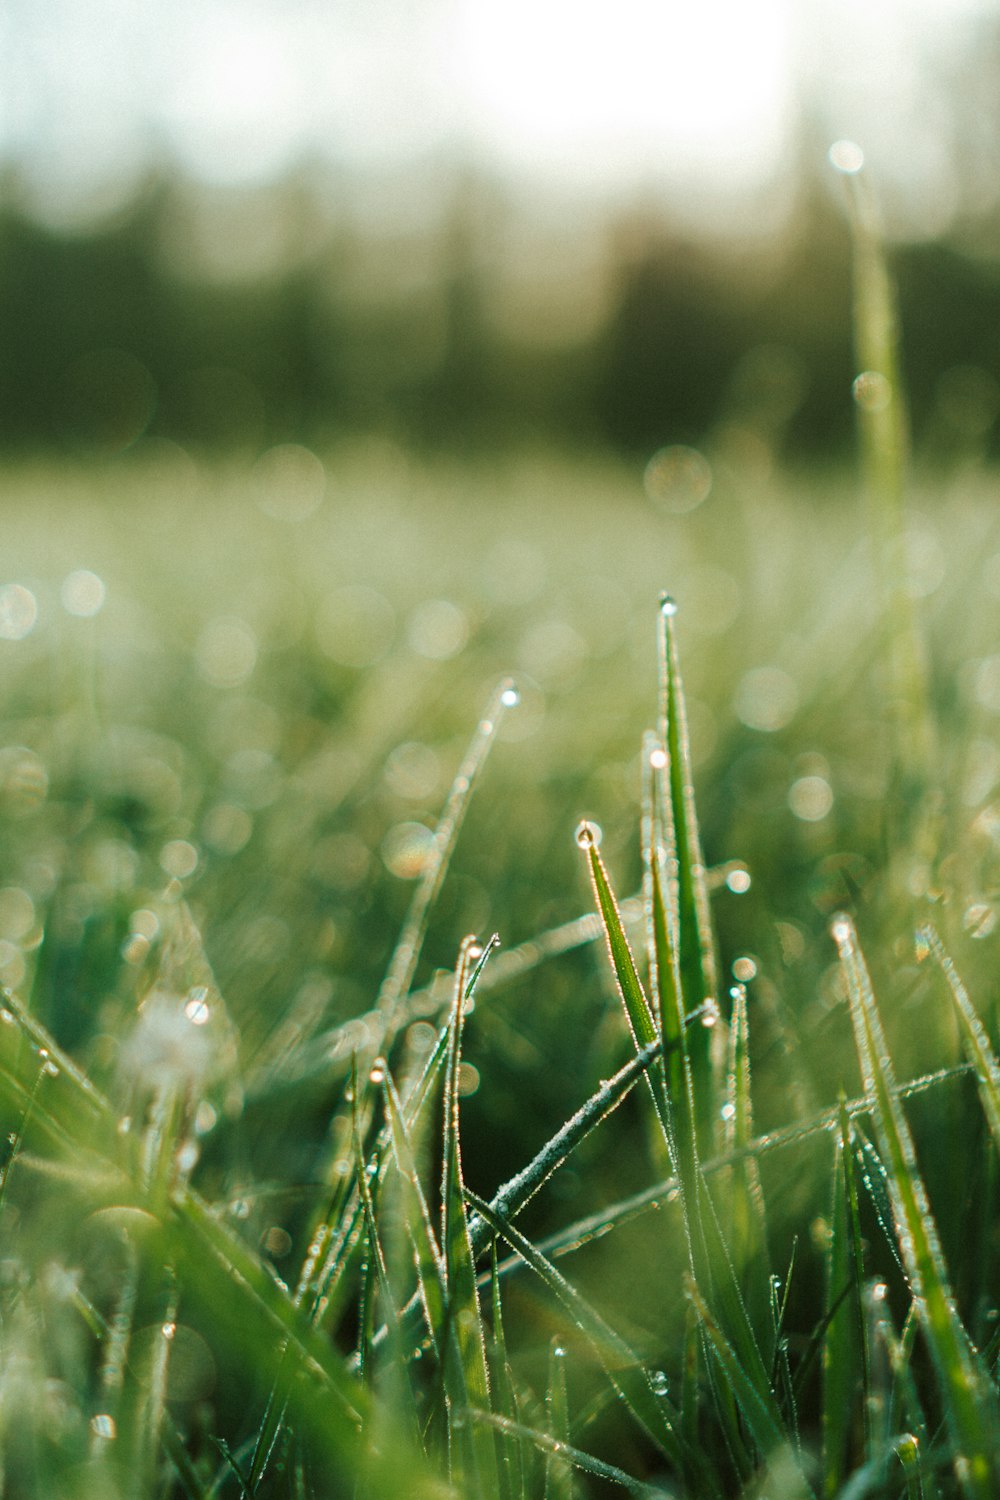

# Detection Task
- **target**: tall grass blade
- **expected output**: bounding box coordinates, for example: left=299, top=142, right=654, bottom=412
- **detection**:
left=831, top=144, right=934, bottom=819
left=457, top=1409, right=674, bottom=1497
left=545, top=1339, right=574, bottom=1500
left=918, top=924, right=1000, bottom=1157
left=376, top=677, right=517, bottom=1038
left=822, top=1104, right=866, bottom=1496
left=440, top=935, right=498, bottom=1495
left=833, top=912, right=1000, bottom=1497
left=465, top=1188, right=694, bottom=1479
left=656, top=596, right=721, bottom=1150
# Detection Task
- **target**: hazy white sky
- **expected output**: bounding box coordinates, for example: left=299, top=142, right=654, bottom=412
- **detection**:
left=1, top=0, right=992, bottom=226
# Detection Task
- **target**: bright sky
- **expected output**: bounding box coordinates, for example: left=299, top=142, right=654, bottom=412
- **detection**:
left=1, top=0, right=993, bottom=227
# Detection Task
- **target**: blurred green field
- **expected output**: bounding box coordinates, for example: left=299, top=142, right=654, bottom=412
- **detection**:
left=3, top=437, right=1000, bottom=1497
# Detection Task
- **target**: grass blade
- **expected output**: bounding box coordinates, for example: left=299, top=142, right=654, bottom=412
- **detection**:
left=918, top=924, right=1000, bottom=1157
left=833, top=912, right=1000, bottom=1497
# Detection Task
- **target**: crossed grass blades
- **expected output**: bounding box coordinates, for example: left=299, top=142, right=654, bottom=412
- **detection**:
left=3, top=585, right=1000, bottom=1500
left=4, top=148, right=1000, bottom=1499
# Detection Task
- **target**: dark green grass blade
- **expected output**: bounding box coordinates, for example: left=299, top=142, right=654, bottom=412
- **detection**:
left=724, top=984, right=770, bottom=1302
left=833, top=913, right=1000, bottom=1498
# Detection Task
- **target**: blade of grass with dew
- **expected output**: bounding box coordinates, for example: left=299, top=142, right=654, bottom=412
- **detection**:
left=657, top=596, right=721, bottom=1152
left=376, top=677, right=518, bottom=1040
left=490, top=1249, right=524, bottom=1500
left=465, top=1187, right=702, bottom=1485
left=440, top=935, right=499, bottom=1496
left=683, top=1274, right=797, bottom=1477
left=457, top=1410, right=674, bottom=1498
left=918, top=924, right=1000, bottom=1156
left=822, top=1107, right=865, bottom=1497
left=0, top=979, right=452, bottom=1498
left=724, top=983, right=770, bottom=1309
left=833, top=912, right=1000, bottom=1498
left=830, top=143, right=935, bottom=824
left=545, top=1339, right=573, bottom=1500
left=526, top=1062, right=974, bottom=1269
left=575, top=813, right=773, bottom=1408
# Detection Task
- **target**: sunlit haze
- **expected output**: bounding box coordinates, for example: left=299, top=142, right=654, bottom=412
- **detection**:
left=1, top=0, right=994, bottom=229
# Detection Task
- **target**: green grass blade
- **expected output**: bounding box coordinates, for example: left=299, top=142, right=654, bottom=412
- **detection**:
left=657, top=595, right=721, bottom=1150
left=440, top=936, right=498, bottom=1495
left=724, top=983, right=770, bottom=1295
left=833, top=912, right=1000, bottom=1498
left=918, top=924, right=1000, bottom=1157
left=465, top=1188, right=696, bottom=1480
left=376, top=678, right=517, bottom=1035
left=576, top=822, right=657, bottom=1050
left=457, top=1409, right=674, bottom=1497
left=822, top=1115, right=862, bottom=1497
left=545, top=1339, right=574, bottom=1500
left=684, top=1274, right=793, bottom=1471
left=831, top=145, right=934, bottom=814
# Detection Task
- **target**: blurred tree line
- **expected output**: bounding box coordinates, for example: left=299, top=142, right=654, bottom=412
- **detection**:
left=1, top=152, right=998, bottom=463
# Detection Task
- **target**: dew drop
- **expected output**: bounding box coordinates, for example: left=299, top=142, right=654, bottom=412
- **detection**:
left=700, top=999, right=719, bottom=1028
left=0, top=1008, right=12, bottom=1024
left=649, top=746, right=668, bottom=770
left=500, top=681, right=520, bottom=709
left=369, top=1059, right=386, bottom=1085
left=659, top=593, right=679, bottom=617
left=853, top=371, right=892, bottom=413
left=964, top=903, right=997, bottom=940
left=829, top=139, right=864, bottom=174
left=176, top=1140, right=199, bottom=1173
left=184, top=990, right=211, bottom=1026
left=732, top=955, right=757, bottom=982
left=720, top=1101, right=737, bottom=1122
left=231, top=1197, right=251, bottom=1220
left=162, top=1321, right=177, bottom=1341
left=831, top=913, right=853, bottom=946
left=552, top=1344, right=566, bottom=1358
left=726, top=865, right=751, bottom=894
left=574, top=820, right=601, bottom=850
left=651, top=1370, right=669, bottom=1396
left=90, top=1413, right=116, bottom=1440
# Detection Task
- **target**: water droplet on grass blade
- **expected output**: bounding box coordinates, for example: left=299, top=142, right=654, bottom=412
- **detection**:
left=853, top=371, right=892, bottom=413
left=726, top=864, right=751, bottom=893
left=184, top=990, right=210, bottom=1026
left=829, top=139, right=864, bottom=174
left=369, top=1059, right=386, bottom=1084
left=91, top=1413, right=116, bottom=1440
left=574, top=820, right=601, bottom=850
left=500, top=681, right=520, bottom=708
left=659, top=593, right=678, bottom=617
left=651, top=1370, right=669, bottom=1395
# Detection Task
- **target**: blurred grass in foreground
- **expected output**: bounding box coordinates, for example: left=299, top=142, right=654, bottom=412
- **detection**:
left=1, top=428, right=1000, bottom=1495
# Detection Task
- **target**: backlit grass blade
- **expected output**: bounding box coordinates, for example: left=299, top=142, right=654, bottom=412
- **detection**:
left=376, top=677, right=517, bottom=1036
left=490, top=1250, right=525, bottom=1500
left=657, top=595, right=721, bottom=1151
left=684, top=1274, right=794, bottom=1473
left=465, top=1188, right=694, bottom=1479
left=831, top=144, right=934, bottom=811
left=457, top=1409, right=674, bottom=1498
left=381, top=1067, right=448, bottom=1355
left=918, top=924, right=1000, bottom=1156
left=440, top=935, right=498, bottom=1495
left=833, top=912, right=1000, bottom=1498
left=724, top=983, right=769, bottom=1295
left=822, top=1111, right=863, bottom=1497
left=545, top=1339, right=573, bottom=1500
left=576, top=821, right=657, bottom=1051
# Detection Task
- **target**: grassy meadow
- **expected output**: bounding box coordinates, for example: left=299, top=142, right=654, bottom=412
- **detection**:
left=4, top=230, right=1000, bottom=1494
